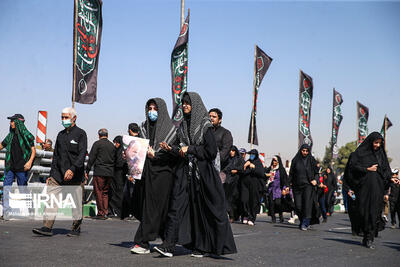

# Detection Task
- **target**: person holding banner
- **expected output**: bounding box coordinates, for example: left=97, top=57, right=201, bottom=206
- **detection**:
left=130, top=98, right=177, bottom=255
left=154, top=92, right=236, bottom=258
left=345, top=132, right=391, bottom=249
left=288, top=144, right=320, bottom=231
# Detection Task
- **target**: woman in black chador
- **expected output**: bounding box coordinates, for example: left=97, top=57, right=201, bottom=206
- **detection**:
left=108, top=136, right=128, bottom=217
left=221, top=145, right=244, bottom=222
left=324, top=167, right=338, bottom=216
left=240, top=149, right=265, bottom=226
left=129, top=98, right=177, bottom=254
left=288, top=144, right=320, bottom=230
left=154, top=92, right=237, bottom=258
left=344, top=132, right=391, bottom=249
left=265, top=156, right=291, bottom=223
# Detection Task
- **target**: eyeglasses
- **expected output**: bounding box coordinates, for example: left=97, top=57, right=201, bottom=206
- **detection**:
left=61, top=116, right=70, bottom=119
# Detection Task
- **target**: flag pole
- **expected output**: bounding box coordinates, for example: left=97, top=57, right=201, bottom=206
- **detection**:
left=72, top=0, right=78, bottom=109
left=298, top=70, right=302, bottom=149
left=250, top=44, right=257, bottom=149
left=180, top=0, right=185, bottom=28
left=384, top=114, right=387, bottom=151
left=331, top=88, right=334, bottom=164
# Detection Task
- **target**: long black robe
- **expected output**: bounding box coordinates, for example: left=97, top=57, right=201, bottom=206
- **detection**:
left=109, top=136, right=128, bottom=217
left=345, top=132, right=391, bottom=242
left=162, top=92, right=236, bottom=255
left=132, top=98, right=177, bottom=248
left=324, top=167, right=337, bottom=214
left=240, top=149, right=265, bottom=223
left=222, top=145, right=244, bottom=221
left=288, top=144, right=320, bottom=226
left=342, top=161, right=361, bottom=235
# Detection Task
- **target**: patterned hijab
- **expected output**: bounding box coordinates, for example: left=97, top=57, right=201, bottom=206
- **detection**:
left=3, top=119, right=35, bottom=172
left=178, top=92, right=212, bottom=146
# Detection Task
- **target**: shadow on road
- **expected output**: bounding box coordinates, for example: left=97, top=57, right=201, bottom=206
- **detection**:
left=382, top=241, right=400, bottom=251
left=323, top=238, right=361, bottom=246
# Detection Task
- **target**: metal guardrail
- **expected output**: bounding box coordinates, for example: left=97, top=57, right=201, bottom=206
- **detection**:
left=0, top=148, right=94, bottom=202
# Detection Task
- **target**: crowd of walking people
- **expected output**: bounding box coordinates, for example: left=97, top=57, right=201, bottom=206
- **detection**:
left=0, top=92, right=399, bottom=255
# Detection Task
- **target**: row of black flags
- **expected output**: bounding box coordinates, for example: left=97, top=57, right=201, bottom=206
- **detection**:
left=71, top=1, right=393, bottom=156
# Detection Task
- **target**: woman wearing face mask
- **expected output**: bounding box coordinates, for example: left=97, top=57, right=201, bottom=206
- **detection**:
left=288, top=144, right=320, bottom=231
left=344, top=132, right=391, bottom=249
left=240, top=149, right=265, bottom=226
left=154, top=92, right=236, bottom=258
left=129, top=98, right=177, bottom=255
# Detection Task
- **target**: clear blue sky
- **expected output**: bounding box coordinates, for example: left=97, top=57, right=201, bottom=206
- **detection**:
left=1, top=0, right=399, bottom=167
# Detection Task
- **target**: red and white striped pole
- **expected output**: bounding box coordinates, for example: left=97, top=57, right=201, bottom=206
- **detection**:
left=36, top=111, right=48, bottom=146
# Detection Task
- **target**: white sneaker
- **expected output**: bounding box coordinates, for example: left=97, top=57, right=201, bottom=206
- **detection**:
left=243, top=217, right=248, bottom=224
left=130, top=244, right=150, bottom=254
left=247, top=221, right=254, bottom=226
left=154, top=246, right=173, bottom=258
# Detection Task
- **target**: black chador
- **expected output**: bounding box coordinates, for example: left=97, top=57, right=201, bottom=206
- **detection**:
left=240, top=149, right=265, bottom=225
left=324, top=167, right=337, bottom=215
left=288, top=144, right=320, bottom=230
left=132, top=98, right=177, bottom=251
left=221, top=145, right=244, bottom=222
left=344, top=132, right=391, bottom=248
left=155, top=92, right=237, bottom=257
left=109, top=136, right=128, bottom=217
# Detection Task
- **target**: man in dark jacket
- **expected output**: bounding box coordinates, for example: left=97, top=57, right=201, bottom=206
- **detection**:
left=85, top=128, right=115, bottom=219
left=209, top=108, right=233, bottom=170
left=32, top=107, right=87, bottom=237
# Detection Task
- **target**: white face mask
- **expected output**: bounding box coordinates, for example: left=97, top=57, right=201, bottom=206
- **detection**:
left=62, top=119, right=72, bottom=128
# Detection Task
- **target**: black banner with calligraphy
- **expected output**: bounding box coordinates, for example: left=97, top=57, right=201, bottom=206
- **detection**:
left=380, top=116, right=393, bottom=137
left=331, top=89, right=343, bottom=159
left=248, top=45, right=273, bottom=145
left=357, top=101, right=369, bottom=144
left=171, top=13, right=190, bottom=127
left=298, top=70, right=314, bottom=149
left=73, top=0, right=103, bottom=104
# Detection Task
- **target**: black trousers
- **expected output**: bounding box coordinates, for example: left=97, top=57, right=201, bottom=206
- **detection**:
left=293, top=185, right=313, bottom=223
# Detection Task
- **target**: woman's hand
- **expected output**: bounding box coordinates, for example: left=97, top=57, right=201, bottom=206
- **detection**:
left=249, top=163, right=255, bottom=169
left=244, top=161, right=251, bottom=170
left=147, top=146, right=155, bottom=158
left=367, top=164, right=378, bottom=172
left=179, top=146, right=188, bottom=157
left=231, top=170, right=238, bottom=174
left=311, top=180, right=317, bottom=186
left=159, top=141, right=172, bottom=151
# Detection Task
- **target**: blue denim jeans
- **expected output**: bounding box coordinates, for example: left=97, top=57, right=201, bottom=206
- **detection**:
left=2, top=171, right=28, bottom=216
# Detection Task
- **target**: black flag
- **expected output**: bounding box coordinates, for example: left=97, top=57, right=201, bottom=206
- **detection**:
left=298, top=70, right=314, bottom=149
left=171, top=12, right=190, bottom=127
left=331, top=89, right=343, bottom=158
left=248, top=45, right=273, bottom=145
left=357, top=101, right=369, bottom=144
left=380, top=116, right=393, bottom=136
left=72, top=0, right=103, bottom=104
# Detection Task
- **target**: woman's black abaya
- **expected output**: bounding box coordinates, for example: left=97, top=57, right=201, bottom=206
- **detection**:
left=222, top=145, right=244, bottom=221
left=240, top=149, right=265, bottom=224
left=158, top=92, right=237, bottom=256
left=131, top=98, right=177, bottom=249
left=288, top=144, right=320, bottom=228
left=344, top=132, right=391, bottom=246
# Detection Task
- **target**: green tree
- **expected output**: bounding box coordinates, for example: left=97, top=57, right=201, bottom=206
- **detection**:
left=321, top=142, right=333, bottom=169
left=335, top=141, right=357, bottom=173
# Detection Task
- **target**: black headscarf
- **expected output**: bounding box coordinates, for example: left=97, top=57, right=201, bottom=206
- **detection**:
left=178, top=92, right=212, bottom=146
left=247, top=149, right=264, bottom=170
left=140, top=98, right=176, bottom=152
left=113, top=135, right=125, bottom=168
left=291, top=144, right=318, bottom=182
left=345, top=132, right=391, bottom=189
left=223, top=145, right=243, bottom=172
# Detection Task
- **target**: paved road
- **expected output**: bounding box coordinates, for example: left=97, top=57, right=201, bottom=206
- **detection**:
left=1, top=213, right=399, bottom=266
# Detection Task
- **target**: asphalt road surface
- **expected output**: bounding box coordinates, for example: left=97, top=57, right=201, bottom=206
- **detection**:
left=1, top=213, right=399, bottom=266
